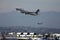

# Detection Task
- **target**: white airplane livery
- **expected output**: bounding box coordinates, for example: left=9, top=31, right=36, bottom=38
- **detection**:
left=16, top=8, right=40, bottom=16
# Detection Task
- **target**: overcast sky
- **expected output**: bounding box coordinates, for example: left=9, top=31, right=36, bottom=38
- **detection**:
left=0, top=0, right=60, bottom=13
left=0, top=0, right=60, bottom=28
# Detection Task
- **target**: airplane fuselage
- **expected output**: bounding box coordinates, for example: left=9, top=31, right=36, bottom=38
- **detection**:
left=16, top=8, right=40, bottom=16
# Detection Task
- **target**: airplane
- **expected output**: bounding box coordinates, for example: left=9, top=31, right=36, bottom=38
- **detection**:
left=16, top=8, right=40, bottom=16
left=37, top=22, right=43, bottom=25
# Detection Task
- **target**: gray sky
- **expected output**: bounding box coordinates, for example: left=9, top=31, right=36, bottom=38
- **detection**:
left=0, top=0, right=60, bottom=28
left=0, top=0, right=60, bottom=13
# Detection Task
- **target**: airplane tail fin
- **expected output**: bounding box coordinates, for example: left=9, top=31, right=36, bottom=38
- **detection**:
left=35, top=9, right=40, bottom=15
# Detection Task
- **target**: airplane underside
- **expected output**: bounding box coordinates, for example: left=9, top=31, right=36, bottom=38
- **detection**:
left=25, top=13, right=37, bottom=16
